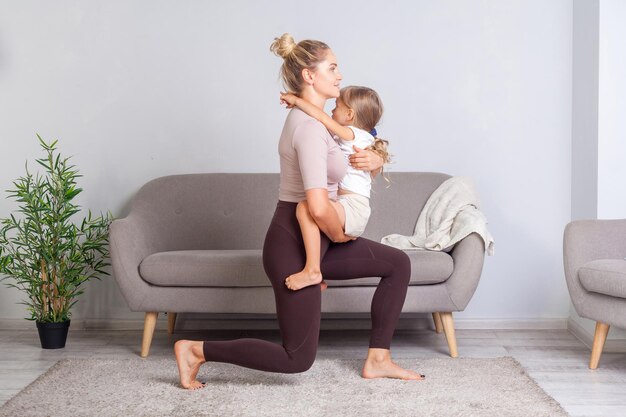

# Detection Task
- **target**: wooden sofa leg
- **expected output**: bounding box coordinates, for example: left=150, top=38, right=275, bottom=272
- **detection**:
left=432, top=313, right=443, bottom=333
left=167, top=312, right=177, bottom=335
left=589, top=321, right=610, bottom=369
left=141, top=312, right=158, bottom=358
left=440, top=312, right=458, bottom=358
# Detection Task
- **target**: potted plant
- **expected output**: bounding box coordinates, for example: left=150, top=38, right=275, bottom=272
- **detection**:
left=0, top=135, right=112, bottom=349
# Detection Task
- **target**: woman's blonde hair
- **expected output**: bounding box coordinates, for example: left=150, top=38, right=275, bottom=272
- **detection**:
left=340, top=86, right=392, bottom=166
left=270, top=33, right=330, bottom=94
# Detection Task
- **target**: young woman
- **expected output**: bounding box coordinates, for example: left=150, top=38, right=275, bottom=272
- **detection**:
left=174, top=33, right=424, bottom=390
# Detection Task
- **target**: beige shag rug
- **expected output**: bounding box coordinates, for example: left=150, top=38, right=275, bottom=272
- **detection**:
left=0, top=357, right=568, bottom=417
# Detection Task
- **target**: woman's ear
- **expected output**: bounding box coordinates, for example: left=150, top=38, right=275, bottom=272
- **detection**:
left=302, top=68, right=314, bottom=85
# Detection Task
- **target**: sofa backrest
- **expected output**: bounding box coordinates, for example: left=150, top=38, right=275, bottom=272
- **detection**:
left=366, top=172, right=451, bottom=241
left=129, top=172, right=450, bottom=251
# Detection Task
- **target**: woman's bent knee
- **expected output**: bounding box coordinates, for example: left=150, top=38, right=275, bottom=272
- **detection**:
left=391, top=249, right=411, bottom=283
left=286, top=351, right=316, bottom=373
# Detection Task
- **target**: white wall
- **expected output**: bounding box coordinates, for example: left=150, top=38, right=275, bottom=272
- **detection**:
left=598, top=0, right=626, bottom=220
left=0, top=1, right=573, bottom=325
left=570, top=0, right=600, bottom=341
left=571, top=0, right=598, bottom=221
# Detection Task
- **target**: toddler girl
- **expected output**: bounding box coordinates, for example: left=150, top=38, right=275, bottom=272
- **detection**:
left=280, top=86, right=391, bottom=291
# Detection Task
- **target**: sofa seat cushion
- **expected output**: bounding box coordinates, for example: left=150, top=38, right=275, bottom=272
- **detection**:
left=139, top=249, right=454, bottom=288
left=579, top=259, right=626, bottom=299
left=140, top=250, right=266, bottom=287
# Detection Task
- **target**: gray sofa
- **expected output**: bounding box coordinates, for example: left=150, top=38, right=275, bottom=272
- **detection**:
left=109, top=172, right=486, bottom=358
left=564, top=219, right=626, bottom=369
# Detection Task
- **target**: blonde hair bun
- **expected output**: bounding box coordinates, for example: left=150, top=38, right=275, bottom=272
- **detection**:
left=270, top=33, right=296, bottom=59
left=270, top=34, right=330, bottom=93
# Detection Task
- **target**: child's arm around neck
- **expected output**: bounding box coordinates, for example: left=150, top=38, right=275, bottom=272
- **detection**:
left=281, top=93, right=355, bottom=141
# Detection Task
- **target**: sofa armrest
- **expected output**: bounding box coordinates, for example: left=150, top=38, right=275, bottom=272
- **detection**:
left=109, top=215, right=159, bottom=311
left=563, top=219, right=626, bottom=306
left=443, top=232, right=486, bottom=310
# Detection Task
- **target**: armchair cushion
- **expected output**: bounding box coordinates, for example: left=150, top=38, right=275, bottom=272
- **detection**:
left=579, top=259, right=626, bottom=299
left=139, top=248, right=454, bottom=288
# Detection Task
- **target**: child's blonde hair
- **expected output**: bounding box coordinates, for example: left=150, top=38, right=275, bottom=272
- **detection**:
left=340, top=86, right=392, bottom=167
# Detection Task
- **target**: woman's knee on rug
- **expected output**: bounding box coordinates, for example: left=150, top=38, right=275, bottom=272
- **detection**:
left=283, top=328, right=319, bottom=374
left=285, top=348, right=317, bottom=373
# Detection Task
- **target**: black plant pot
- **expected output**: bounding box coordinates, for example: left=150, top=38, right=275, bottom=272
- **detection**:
left=36, top=320, right=70, bottom=349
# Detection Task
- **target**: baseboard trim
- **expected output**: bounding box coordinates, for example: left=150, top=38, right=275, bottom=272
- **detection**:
left=0, top=315, right=568, bottom=332
left=567, top=318, right=626, bottom=352
left=455, top=318, right=568, bottom=330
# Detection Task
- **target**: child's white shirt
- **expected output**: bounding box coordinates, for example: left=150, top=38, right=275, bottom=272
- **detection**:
left=334, top=126, right=375, bottom=198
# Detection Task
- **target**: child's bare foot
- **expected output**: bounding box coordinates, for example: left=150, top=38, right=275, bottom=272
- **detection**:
left=174, top=340, right=206, bottom=390
left=285, top=269, right=323, bottom=291
left=362, top=348, right=425, bottom=381
left=320, top=280, right=328, bottom=291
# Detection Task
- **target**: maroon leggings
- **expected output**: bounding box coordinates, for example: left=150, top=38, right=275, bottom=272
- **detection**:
left=202, top=201, right=411, bottom=373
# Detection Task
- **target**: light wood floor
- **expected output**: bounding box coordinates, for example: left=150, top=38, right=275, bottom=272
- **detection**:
left=1, top=327, right=625, bottom=417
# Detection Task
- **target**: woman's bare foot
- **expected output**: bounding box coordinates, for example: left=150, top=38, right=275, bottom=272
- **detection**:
left=174, top=340, right=207, bottom=390
left=285, top=269, right=323, bottom=291
left=362, top=348, right=425, bottom=381
left=320, top=280, right=328, bottom=291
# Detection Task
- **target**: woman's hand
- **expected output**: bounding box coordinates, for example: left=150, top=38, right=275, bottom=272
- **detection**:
left=349, top=146, right=384, bottom=173
left=280, top=92, right=298, bottom=108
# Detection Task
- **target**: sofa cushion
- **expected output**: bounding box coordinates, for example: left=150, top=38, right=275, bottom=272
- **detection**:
left=139, top=249, right=454, bottom=288
left=579, top=259, right=626, bottom=299
left=140, top=250, right=265, bottom=288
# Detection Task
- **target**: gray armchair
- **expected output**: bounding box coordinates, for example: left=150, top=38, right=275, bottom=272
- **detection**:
left=563, top=219, right=626, bottom=369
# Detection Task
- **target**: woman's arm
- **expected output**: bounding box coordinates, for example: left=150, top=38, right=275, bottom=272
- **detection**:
left=281, top=93, right=355, bottom=141
left=305, top=188, right=353, bottom=243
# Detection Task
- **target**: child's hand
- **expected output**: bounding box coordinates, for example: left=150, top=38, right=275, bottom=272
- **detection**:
left=280, top=91, right=298, bottom=108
